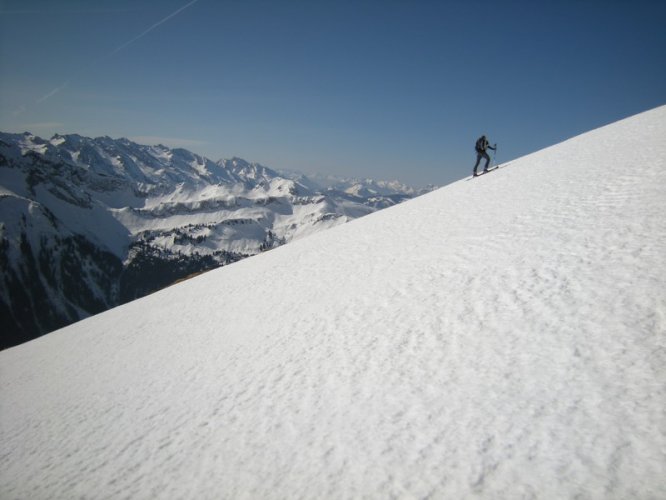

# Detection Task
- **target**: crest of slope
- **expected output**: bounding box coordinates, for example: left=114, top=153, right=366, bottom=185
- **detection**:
left=1, top=106, right=665, bottom=499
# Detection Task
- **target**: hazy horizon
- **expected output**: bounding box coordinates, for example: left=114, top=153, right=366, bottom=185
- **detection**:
left=1, top=0, right=665, bottom=186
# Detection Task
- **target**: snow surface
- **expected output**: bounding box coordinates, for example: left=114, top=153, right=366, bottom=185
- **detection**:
left=1, top=106, right=666, bottom=499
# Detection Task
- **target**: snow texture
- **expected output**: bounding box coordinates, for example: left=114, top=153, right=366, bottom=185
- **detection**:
left=1, top=106, right=666, bottom=499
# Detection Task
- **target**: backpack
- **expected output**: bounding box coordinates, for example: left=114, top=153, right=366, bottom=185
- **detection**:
left=475, top=136, right=486, bottom=153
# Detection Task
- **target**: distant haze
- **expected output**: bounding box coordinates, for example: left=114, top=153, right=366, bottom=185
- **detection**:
left=1, top=0, right=665, bottom=186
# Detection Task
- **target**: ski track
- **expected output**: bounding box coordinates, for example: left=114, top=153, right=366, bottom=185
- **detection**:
left=1, top=107, right=666, bottom=499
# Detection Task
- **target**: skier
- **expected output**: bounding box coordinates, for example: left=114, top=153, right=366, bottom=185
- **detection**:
left=473, top=135, right=497, bottom=176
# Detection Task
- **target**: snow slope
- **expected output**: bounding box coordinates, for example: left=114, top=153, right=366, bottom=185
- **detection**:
left=1, top=106, right=665, bottom=498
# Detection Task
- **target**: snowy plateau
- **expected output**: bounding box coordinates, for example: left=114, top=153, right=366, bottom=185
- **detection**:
left=0, top=133, right=431, bottom=348
left=1, top=105, right=666, bottom=499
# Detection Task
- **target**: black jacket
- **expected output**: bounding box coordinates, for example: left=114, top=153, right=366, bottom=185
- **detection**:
left=475, top=136, right=496, bottom=153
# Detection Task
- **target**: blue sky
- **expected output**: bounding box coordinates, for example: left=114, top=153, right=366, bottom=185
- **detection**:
left=1, top=0, right=664, bottom=186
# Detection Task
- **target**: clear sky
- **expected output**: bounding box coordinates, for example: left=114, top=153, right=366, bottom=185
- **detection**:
left=1, top=0, right=664, bottom=187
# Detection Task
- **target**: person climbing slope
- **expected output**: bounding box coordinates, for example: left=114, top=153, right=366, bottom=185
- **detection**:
left=473, top=135, right=497, bottom=176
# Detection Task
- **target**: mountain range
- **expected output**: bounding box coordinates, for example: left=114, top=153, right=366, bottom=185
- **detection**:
left=0, top=132, right=433, bottom=349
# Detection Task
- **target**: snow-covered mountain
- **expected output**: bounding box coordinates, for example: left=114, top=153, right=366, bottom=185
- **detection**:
left=1, top=106, right=664, bottom=498
left=277, top=168, right=436, bottom=199
left=0, top=133, right=429, bottom=348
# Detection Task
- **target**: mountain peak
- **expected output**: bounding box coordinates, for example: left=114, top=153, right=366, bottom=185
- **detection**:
left=0, top=130, right=423, bottom=347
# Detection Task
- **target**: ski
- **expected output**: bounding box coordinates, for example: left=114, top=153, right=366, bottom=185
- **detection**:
left=472, top=166, right=499, bottom=178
